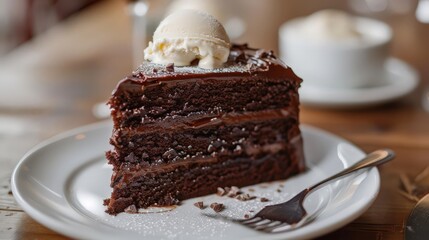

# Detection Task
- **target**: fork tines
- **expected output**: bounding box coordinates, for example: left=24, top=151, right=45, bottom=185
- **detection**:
left=237, top=217, right=291, bottom=233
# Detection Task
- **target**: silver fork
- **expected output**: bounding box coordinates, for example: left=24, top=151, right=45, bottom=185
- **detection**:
left=207, top=149, right=395, bottom=233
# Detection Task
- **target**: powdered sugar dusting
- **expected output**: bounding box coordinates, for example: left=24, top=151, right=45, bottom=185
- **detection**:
left=136, top=62, right=249, bottom=78
left=68, top=155, right=330, bottom=239
left=92, top=180, right=298, bottom=239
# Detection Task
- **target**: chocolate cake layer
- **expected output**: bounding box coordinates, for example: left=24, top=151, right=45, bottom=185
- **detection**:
left=106, top=147, right=303, bottom=214
left=110, top=73, right=299, bottom=128
left=108, top=110, right=300, bottom=166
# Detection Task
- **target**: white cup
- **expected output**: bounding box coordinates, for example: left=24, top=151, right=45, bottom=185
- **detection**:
left=279, top=17, right=392, bottom=89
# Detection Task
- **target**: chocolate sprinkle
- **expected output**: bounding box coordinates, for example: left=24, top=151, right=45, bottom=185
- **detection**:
left=210, top=203, right=225, bottom=212
left=235, top=193, right=256, bottom=201
left=193, top=201, right=205, bottom=209
left=244, top=214, right=250, bottom=219
left=260, top=197, right=270, bottom=202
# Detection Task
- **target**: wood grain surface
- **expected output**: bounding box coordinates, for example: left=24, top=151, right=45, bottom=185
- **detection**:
left=0, top=0, right=428, bottom=239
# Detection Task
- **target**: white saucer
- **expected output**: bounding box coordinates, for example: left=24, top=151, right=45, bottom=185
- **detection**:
left=299, top=58, right=419, bottom=108
left=11, top=121, right=380, bottom=240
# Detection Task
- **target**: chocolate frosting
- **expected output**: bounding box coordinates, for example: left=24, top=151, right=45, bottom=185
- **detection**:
left=113, top=43, right=302, bottom=94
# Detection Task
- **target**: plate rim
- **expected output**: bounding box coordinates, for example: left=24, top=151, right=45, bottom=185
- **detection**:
left=11, top=122, right=380, bottom=240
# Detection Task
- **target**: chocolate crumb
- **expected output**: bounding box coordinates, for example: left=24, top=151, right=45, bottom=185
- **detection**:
left=124, top=204, right=138, bottom=214
left=244, top=214, right=250, bottom=219
left=103, top=198, right=110, bottom=206
left=8, top=190, right=12, bottom=195
left=152, top=68, right=158, bottom=73
left=226, top=186, right=241, bottom=197
left=235, top=193, right=256, bottom=201
left=217, top=187, right=226, bottom=196
left=276, top=189, right=282, bottom=193
left=5, top=213, right=13, bottom=216
left=210, top=203, right=225, bottom=213
left=260, top=197, right=270, bottom=202
left=193, top=201, right=205, bottom=209
left=250, top=210, right=255, bottom=212
left=235, top=52, right=247, bottom=62
left=166, top=63, right=175, bottom=72
left=7, top=227, right=12, bottom=230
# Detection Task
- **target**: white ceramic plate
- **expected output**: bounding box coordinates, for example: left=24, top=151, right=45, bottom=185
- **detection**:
left=299, top=58, right=419, bottom=108
left=11, top=121, right=380, bottom=240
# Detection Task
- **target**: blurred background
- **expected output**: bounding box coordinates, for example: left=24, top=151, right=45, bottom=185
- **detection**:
left=1, top=1, right=429, bottom=239
left=0, top=0, right=422, bottom=55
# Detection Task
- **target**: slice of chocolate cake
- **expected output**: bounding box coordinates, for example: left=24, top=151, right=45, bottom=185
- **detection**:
left=105, top=10, right=305, bottom=215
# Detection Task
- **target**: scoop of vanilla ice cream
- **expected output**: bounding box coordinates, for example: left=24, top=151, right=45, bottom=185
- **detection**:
left=144, top=9, right=231, bottom=69
left=300, top=10, right=362, bottom=41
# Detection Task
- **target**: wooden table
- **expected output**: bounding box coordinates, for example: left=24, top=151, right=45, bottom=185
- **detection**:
left=0, top=0, right=428, bottom=239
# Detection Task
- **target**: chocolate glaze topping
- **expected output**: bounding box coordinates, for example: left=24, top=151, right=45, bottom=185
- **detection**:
left=113, top=43, right=302, bottom=93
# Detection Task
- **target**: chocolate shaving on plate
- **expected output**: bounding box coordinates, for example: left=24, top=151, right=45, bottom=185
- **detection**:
left=193, top=201, right=205, bottom=209
left=210, top=203, right=225, bottom=213
left=235, top=193, right=256, bottom=201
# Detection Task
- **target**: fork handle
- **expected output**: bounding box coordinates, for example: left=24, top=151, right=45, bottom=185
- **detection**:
left=307, top=149, right=395, bottom=193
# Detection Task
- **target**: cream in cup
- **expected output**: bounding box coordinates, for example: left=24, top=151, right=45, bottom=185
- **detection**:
left=279, top=10, right=392, bottom=89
